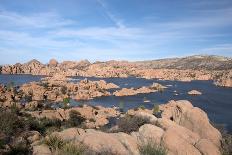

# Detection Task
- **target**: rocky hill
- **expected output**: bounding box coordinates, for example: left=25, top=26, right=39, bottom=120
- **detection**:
left=136, top=55, right=232, bottom=70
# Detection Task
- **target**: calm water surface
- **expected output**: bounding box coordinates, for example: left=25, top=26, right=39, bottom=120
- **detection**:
left=0, top=74, right=232, bottom=133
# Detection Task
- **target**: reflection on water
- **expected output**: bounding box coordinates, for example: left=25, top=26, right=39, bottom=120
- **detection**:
left=0, top=74, right=232, bottom=133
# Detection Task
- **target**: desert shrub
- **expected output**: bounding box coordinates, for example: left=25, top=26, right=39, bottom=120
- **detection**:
left=221, top=133, right=232, bottom=155
left=58, top=142, right=87, bottom=155
left=153, top=105, right=159, bottom=114
left=139, top=141, right=167, bottom=155
left=213, top=124, right=232, bottom=155
left=138, top=105, right=145, bottom=110
left=116, top=115, right=150, bottom=133
left=6, top=144, right=30, bottom=155
left=67, top=110, right=86, bottom=127
left=24, top=94, right=32, bottom=102
left=26, top=117, right=61, bottom=134
left=10, top=103, right=20, bottom=114
left=41, top=82, right=48, bottom=88
left=0, top=109, right=20, bottom=135
left=44, top=135, right=65, bottom=151
left=61, top=86, right=67, bottom=94
left=153, top=105, right=162, bottom=118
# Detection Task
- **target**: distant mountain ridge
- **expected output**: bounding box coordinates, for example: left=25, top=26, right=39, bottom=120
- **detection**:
left=136, top=55, right=232, bottom=70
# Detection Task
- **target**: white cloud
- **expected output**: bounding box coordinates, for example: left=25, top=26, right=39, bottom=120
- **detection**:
left=0, top=10, right=76, bottom=28
left=96, top=0, right=125, bottom=28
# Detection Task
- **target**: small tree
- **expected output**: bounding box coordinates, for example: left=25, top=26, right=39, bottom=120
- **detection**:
left=153, top=104, right=162, bottom=118
left=153, top=105, right=159, bottom=114
left=63, top=97, right=70, bottom=109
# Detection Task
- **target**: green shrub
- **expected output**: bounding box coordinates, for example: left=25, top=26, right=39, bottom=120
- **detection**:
left=26, top=117, right=61, bottom=134
left=67, top=110, right=86, bottom=127
left=58, top=142, right=86, bottom=155
left=116, top=115, right=150, bottom=133
left=0, top=110, right=20, bottom=135
left=61, top=86, right=67, bottom=94
left=138, top=105, right=145, bottom=110
left=10, top=103, right=20, bottom=114
left=153, top=105, right=160, bottom=114
left=6, top=144, right=30, bottom=155
left=41, top=82, right=49, bottom=88
left=139, top=141, right=167, bottom=155
left=221, top=133, right=232, bottom=155
left=63, top=97, right=70, bottom=109
left=44, top=135, right=65, bottom=151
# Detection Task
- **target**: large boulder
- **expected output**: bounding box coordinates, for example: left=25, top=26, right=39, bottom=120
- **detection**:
left=131, top=124, right=164, bottom=144
left=195, top=139, right=221, bottom=155
left=162, top=127, right=202, bottom=155
left=160, top=100, right=222, bottom=147
left=33, top=144, right=51, bottom=155
left=49, top=59, right=58, bottom=67
left=76, top=129, right=139, bottom=155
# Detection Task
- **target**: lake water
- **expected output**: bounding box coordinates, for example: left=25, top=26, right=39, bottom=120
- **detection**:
left=1, top=74, right=232, bottom=133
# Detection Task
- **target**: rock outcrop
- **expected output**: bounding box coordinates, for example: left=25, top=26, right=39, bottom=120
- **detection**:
left=214, top=70, right=232, bottom=87
left=159, top=100, right=222, bottom=147
left=49, top=59, right=58, bottom=67
left=188, top=90, right=202, bottom=95
left=113, top=83, right=165, bottom=96
left=32, top=100, right=222, bottom=155
left=28, top=105, right=120, bottom=128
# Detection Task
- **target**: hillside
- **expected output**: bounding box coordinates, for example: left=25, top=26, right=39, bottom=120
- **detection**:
left=136, top=55, right=232, bottom=70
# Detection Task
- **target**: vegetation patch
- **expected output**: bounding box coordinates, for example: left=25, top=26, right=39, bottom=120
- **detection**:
left=139, top=140, right=167, bottom=155
left=44, top=135, right=87, bottom=155
left=26, top=117, right=62, bottom=135
left=0, top=108, right=21, bottom=135
left=116, top=115, right=150, bottom=133
left=65, top=110, right=86, bottom=128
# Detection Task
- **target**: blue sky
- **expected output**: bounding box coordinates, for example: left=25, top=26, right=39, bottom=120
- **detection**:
left=0, top=0, right=232, bottom=64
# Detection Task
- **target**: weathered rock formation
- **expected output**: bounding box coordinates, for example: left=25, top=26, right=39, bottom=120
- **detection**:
left=28, top=104, right=120, bottom=129
left=33, top=100, right=222, bottom=155
left=113, top=83, right=165, bottom=96
left=188, top=90, right=202, bottom=95
left=0, top=76, right=118, bottom=109
left=49, top=59, right=58, bottom=67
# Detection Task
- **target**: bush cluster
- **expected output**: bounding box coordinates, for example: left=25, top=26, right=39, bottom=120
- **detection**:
left=116, top=115, right=150, bottom=133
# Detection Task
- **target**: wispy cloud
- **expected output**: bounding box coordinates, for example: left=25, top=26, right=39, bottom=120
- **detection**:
left=0, top=10, right=76, bottom=28
left=96, top=0, right=125, bottom=28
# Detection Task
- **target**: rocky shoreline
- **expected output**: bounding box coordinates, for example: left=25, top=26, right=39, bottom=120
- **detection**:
left=0, top=56, right=232, bottom=87
left=0, top=73, right=231, bottom=155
